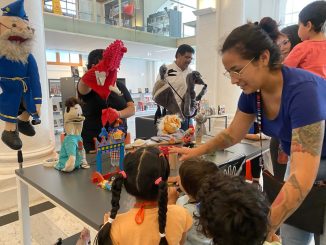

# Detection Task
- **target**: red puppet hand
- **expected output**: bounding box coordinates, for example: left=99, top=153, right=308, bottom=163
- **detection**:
left=81, top=40, right=127, bottom=100
left=101, top=108, right=120, bottom=126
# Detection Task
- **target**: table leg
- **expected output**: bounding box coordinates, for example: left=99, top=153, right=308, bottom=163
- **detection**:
left=225, top=116, right=228, bottom=129
left=16, top=177, right=31, bottom=245
left=208, top=118, right=211, bottom=132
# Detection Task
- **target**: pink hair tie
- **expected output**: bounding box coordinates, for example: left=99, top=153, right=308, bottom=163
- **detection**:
left=119, top=171, right=127, bottom=179
left=155, top=177, right=162, bottom=185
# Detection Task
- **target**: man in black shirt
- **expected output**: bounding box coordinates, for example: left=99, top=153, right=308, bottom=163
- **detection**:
left=77, top=49, right=135, bottom=153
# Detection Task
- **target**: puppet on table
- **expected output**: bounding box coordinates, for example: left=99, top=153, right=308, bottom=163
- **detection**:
left=0, top=0, right=42, bottom=150
left=55, top=97, right=89, bottom=172
left=157, top=114, right=183, bottom=144
left=91, top=119, right=126, bottom=190
left=194, top=112, right=207, bottom=144
left=152, top=65, right=207, bottom=127
left=81, top=40, right=127, bottom=175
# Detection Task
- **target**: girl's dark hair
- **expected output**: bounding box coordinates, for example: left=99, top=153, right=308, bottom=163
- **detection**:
left=87, top=49, right=104, bottom=70
left=94, top=146, right=170, bottom=245
left=179, top=158, right=218, bottom=200
left=299, top=1, right=326, bottom=33
left=197, top=173, right=270, bottom=245
left=281, top=24, right=301, bottom=49
left=258, top=17, right=281, bottom=42
left=221, top=21, right=281, bottom=70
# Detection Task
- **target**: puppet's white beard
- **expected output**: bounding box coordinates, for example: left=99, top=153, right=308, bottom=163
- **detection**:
left=0, top=31, right=33, bottom=64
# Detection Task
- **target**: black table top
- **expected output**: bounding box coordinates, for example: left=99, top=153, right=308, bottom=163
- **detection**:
left=15, top=164, right=135, bottom=230
left=15, top=139, right=269, bottom=230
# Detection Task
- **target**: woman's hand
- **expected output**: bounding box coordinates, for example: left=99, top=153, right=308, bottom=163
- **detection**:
left=169, top=147, right=200, bottom=161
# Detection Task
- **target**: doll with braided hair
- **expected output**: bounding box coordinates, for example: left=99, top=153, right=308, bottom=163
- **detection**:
left=94, top=146, right=192, bottom=245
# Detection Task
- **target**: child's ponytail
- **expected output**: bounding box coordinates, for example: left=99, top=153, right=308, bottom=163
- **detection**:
left=94, top=173, right=125, bottom=245
left=156, top=177, right=168, bottom=245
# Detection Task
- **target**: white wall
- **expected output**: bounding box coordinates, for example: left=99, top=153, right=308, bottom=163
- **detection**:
left=194, top=0, right=246, bottom=116
left=119, top=58, right=151, bottom=92
left=46, top=58, right=165, bottom=93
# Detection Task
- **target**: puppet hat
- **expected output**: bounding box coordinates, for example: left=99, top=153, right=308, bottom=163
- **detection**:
left=1, top=0, right=28, bottom=20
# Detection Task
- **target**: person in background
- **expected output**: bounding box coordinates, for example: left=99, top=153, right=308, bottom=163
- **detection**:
left=277, top=24, right=301, bottom=61
left=284, top=0, right=326, bottom=78
left=171, top=20, right=326, bottom=244
left=169, top=158, right=218, bottom=245
left=77, top=49, right=135, bottom=153
left=197, top=172, right=281, bottom=245
left=94, top=146, right=192, bottom=245
left=155, top=44, right=195, bottom=130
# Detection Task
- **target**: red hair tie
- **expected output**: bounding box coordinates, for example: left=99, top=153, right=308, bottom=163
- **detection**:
left=134, top=201, right=158, bottom=224
left=155, top=177, right=162, bottom=185
left=119, top=171, right=127, bottom=179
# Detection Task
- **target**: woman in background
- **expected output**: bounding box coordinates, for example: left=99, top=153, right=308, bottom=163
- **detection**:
left=77, top=49, right=135, bottom=153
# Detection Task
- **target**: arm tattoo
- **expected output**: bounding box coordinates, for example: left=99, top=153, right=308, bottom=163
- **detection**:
left=270, top=188, right=292, bottom=231
left=291, top=121, right=324, bottom=156
left=287, top=174, right=305, bottom=201
left=270, top=174, right=306, bottom=231
left=270, top=121, right=324, bottom=233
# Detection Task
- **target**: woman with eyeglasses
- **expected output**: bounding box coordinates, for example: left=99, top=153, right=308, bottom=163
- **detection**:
left=171, top=20, right=326, bottom=245
left=277, top=24, right=301, bottom=61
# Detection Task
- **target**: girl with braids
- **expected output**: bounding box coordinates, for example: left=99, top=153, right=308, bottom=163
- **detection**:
left=94, top=146, right=192, bottom=245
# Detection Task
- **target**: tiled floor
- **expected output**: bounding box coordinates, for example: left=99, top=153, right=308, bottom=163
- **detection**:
left=0, top=200, right=98, bottom=245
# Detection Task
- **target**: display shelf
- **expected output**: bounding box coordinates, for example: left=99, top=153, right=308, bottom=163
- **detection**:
left=130, top=92, right=155, bottom=111
left=147, top=8, right=182, bottom=37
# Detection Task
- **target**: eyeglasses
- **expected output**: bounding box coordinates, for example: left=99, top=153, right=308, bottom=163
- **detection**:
left=277, top=39, right=290, bottom=48
left=223, top=57, right=255, bottom=80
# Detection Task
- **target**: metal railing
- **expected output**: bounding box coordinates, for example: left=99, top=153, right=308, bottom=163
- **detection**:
left=43, top=0, right=196, bottom=38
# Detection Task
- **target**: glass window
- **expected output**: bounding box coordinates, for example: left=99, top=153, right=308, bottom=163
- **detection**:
left=281, top=0, right=316, bottom=26
left=198, top=0, right=215, bottom=9
left=59, top=51, right=70, bottom=63
left=70, top=53, right=80, bottom=63
left=44, top=0, right=76, bottom=16
left=46, top=50, right=57, bottom=62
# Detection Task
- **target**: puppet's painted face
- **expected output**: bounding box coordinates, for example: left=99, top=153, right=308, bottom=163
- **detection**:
left=64, top=103, right=85, bottom=135
left=0, top=16, right=34, bottom=62
left=0, top=16, right=33, bottom=43
left=64, top=104, right=85, bottom=124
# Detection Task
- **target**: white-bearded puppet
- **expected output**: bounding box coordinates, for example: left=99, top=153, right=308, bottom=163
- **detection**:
left=0, top=0, right=42, bottom=150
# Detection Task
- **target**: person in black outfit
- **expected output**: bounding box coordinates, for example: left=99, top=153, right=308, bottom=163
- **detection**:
left=77, top=49, right=135, bottom=153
